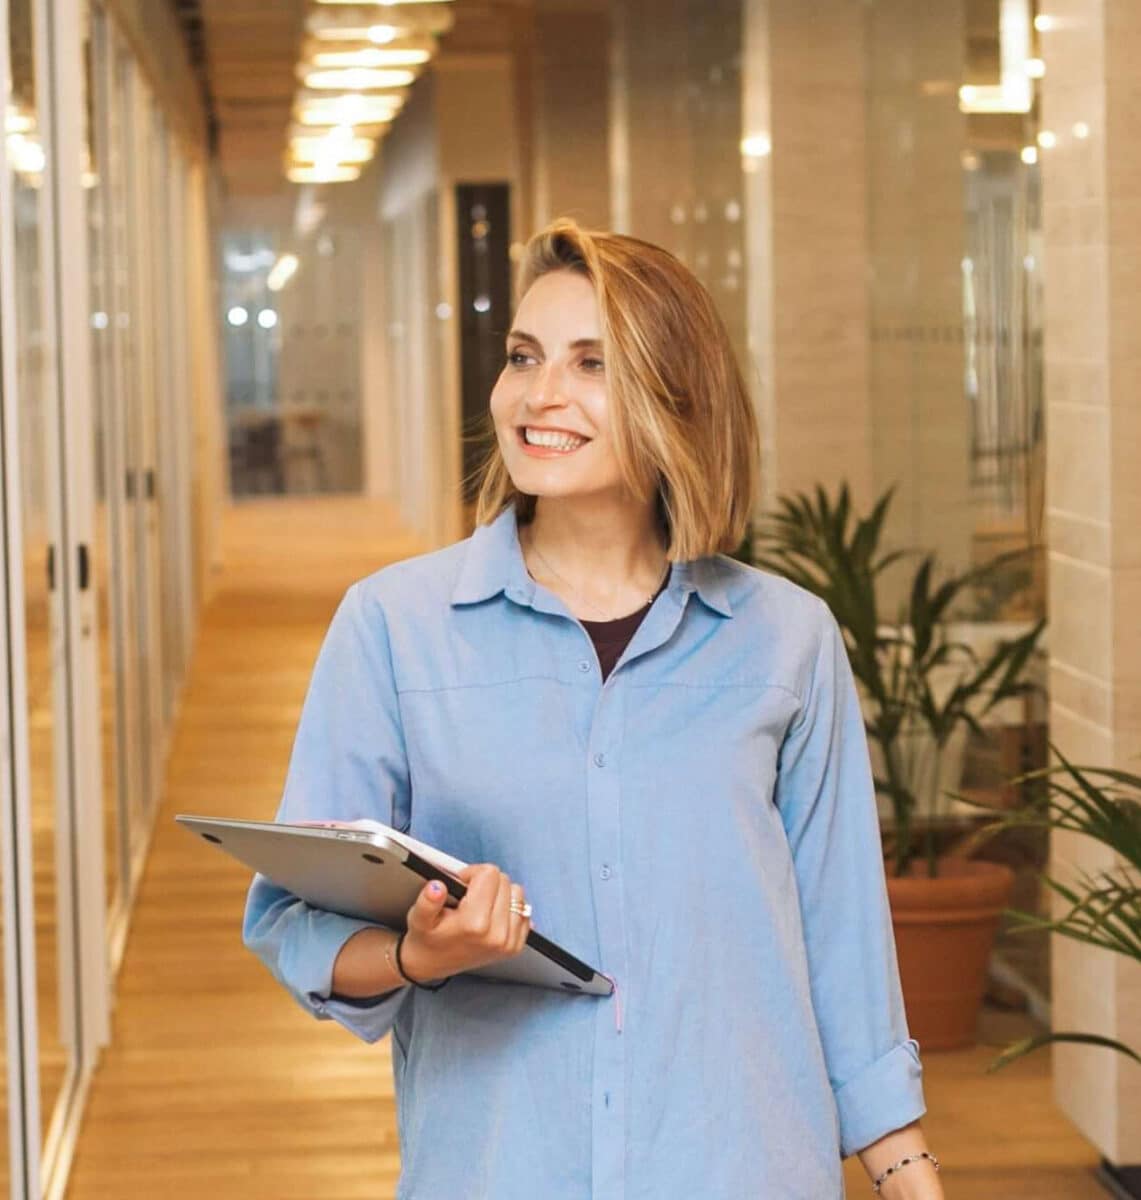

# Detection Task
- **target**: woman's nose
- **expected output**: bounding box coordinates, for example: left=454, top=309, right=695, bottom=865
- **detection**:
left=527, top=362, right=569, bottom=409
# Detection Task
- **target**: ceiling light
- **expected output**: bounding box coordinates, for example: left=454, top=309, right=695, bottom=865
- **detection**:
left=315, top=0, right=453, bottom=5
left=291, top=135, right=376, bottom=164
left=959, top=83, right=1032, bottom=113
left=5, top=109, right=34, bottom=134
left=740, top=133, right=771, bottom=158
left=1037, top=129, right=1057, bottom=149
left=295, top=94, right=402, bottom=126
left=307, top=6, right=453, bottom=39
left=1020, top=145, right=1038, bottom=165
left=1025, top=57, right=1046, bottom=78
left=292, top=120, right=391, bottom=141
left=287, top=164, right=362, bottom=184
left=309, top=24, right=384, bottom=40
left=309, top=46, right=431, bottom=68
left=266, top=253, right=298, bottom=290
left=301, top=66, right=417, bottom=89
left=6, top=133, right=46, bottom=174
left=1034, top=14, right=1055, bottom=32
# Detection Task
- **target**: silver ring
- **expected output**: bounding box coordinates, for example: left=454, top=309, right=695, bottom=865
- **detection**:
left=510, top=900, right=533, bottom=919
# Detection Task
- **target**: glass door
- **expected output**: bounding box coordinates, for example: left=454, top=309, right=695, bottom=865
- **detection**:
left=84, top=1, right=130, bottom=945
left=112, top=38, right=156, bottom=859
left=3, top=0, right=77, bottom=1157
left=150, top=107, right=188, bottom=730
left=1, top=142, right=16, bottom=1200
left=124, top=71, right=165, bottom=829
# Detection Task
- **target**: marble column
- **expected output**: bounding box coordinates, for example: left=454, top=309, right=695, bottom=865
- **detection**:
left=742, top=0, right=970, bottom=584
left=743, top=0, right=875, bottom=513
left=1040, top=0, right=1141, bottom=1164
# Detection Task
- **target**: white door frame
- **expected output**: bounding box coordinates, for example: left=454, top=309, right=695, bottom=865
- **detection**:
left=36, top=0, right=112, bottom=1191
left=0, top=2, right=46, bottom=1190
left=1, top=0, right=112, bottom=1193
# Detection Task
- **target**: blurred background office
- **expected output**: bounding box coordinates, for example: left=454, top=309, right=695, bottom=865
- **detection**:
left=0, top=0, right=1137, bottom=1197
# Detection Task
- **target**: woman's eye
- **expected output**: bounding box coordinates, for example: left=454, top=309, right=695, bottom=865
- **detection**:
left=581, top=357, right=605, bottom=372
left=506, top=350, right=531, bottom=367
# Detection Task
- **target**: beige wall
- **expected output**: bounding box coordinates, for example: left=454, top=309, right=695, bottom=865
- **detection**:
left=105, top=0, right=221, bottom=605
left=741, top=0, right=874, bottom=516
left=186, top=162, right=225, bottom=609
left=375, top=74, right=446, bottom=541
left=104, top=0, right=207, bottom=154
left=1041, top=0, right=1141, bottom=1164
left=531, top=3, right=611, bottom=230
left=610, top=0, right=748, bottom=377
left=866, top=1, right=971, bottom=577
left=370, top=51, right=522, bottom=548
left=741, top=0, right=970, bottom=579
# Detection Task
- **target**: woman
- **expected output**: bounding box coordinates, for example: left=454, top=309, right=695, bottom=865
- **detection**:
left=244, top=220, right=943, bottom=1199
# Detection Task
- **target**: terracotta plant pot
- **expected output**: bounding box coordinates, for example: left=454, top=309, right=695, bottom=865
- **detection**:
left=886, top=858, right=1015, bottom=1051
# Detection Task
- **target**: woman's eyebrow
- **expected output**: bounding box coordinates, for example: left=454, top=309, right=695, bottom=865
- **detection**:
left=505, top=328, right=602, bottom=351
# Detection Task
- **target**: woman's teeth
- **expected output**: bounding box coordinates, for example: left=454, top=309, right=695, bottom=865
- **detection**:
left=523, top=428, right=587, bottom=452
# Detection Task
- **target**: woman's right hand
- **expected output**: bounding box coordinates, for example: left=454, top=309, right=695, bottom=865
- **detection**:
left=398, top=863, right=532, bottom=984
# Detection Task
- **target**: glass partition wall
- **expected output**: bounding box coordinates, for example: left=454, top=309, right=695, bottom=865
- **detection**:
left=3, top=0, right=84, bottom=1190
left=1, top=0, right=204, bottom=1194
left=611, top=0, right=1050, bottom=998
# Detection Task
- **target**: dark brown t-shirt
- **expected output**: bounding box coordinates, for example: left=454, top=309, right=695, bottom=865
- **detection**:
left=580, top=574, right=670, bottom=680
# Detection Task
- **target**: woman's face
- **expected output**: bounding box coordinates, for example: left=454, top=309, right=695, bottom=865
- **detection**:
left=490, top=269, right=624, bottom=504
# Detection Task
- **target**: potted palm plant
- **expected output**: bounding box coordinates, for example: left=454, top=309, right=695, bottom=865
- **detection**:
left=962, top=748, right=1141, bottom=1070
left=754, top=483, right=1045, bottom=1048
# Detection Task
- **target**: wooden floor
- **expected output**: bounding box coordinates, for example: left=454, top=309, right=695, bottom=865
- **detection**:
left=64, top=497, right=1107, bottom=1199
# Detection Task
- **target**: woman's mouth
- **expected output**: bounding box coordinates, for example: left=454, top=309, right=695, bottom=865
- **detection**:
left=517, top=426, right=590, bottom=456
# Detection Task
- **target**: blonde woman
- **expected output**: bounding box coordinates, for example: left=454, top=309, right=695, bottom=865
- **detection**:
left=244, top=220, right=943, bottom=1199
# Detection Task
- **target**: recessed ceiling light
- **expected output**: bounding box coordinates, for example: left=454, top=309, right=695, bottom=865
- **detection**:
left=308, top=46, right=431, bottom=68
left=287, top=164, right=363, bottom=184
left=290, top=135, right=376, bottom=164
left=315, top=0, right=452, bottom=5
left=300, top=66, right=417, bottom=89
left=295, top=94, right=403, bottom=126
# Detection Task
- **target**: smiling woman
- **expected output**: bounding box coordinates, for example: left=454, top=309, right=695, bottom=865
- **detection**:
left=479, top=219, right=759, bottom=568
left=243, top=218, right=943, bottom=1200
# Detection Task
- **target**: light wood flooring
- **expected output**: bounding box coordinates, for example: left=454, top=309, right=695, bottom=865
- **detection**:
left=64, top=497, right=1107, bottom=1199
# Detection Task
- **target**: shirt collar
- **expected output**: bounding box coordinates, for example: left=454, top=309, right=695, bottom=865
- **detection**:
left=451, top=503, right=733, bottom=618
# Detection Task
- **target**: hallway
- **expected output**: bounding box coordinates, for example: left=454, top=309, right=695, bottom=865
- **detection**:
left=63, top=498, right=1103, bottom=1199
left=64, top=499, right=423, bottom=1199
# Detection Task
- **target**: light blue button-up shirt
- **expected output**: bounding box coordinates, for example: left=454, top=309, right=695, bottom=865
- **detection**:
left=243, top=504, right=926, bottom=1199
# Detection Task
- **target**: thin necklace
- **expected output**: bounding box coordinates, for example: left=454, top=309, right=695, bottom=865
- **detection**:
left=525, top=534, right=668, bottom=621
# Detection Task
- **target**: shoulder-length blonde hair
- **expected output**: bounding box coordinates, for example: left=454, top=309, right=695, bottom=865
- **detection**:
left=473, top=218, right=759, bottom=561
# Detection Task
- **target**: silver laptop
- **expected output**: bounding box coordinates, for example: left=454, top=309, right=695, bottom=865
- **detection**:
left=177, top=814, right=613, bottom=997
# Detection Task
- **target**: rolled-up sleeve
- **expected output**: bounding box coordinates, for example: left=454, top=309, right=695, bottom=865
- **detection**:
left=775, top=600, right=926, bottom=1156
left=242, top=581, right=412, bottom=1044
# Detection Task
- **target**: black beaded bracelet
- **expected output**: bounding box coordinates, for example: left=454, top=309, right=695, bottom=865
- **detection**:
left=871, top=1150, right=939, bottom=1194
left=394, top=931, right=450, bottom=992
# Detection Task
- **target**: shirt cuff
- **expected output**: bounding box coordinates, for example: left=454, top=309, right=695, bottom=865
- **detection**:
left=285, top=909, right=409, bottom=1044
left=308, top=990, right=409, bottom=1044
left=833, top=1038, right=927, bottom=1157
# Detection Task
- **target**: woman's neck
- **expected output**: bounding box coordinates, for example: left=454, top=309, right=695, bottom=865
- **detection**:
left=520, top=495, right=668, bottom=621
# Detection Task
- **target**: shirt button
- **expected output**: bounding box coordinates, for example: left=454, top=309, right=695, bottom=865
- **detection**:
left=600, top=864, right=612, bottom=880
left=593, top=752, right=606, bottom=767
left=577, top=660, right=591, bottom=673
